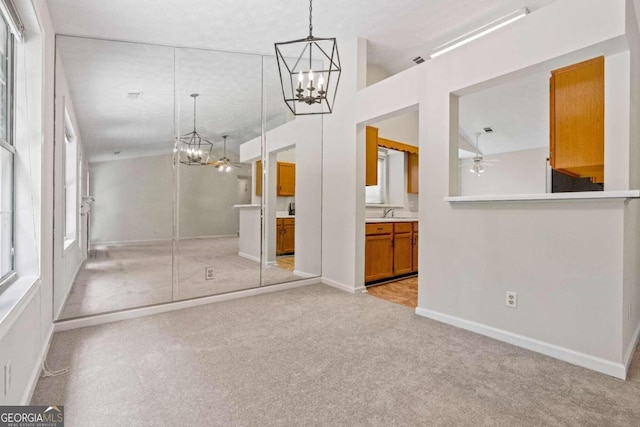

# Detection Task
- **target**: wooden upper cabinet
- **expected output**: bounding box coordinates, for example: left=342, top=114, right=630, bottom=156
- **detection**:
left=550, top=56, right=604, bottom=181
left=277, top=162, right=295, bottom=196
left=407, top=152, right=419, bottom=194
left=255, top=160, right=263, bottom=196
left=366, top=126, right=378, bottom=186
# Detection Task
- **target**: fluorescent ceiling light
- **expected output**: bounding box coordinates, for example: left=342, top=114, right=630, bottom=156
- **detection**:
left=430, top=8, right=529, bottom=59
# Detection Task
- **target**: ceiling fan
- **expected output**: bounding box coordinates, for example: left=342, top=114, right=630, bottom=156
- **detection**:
left=209, top=135, right=243, bottom=172
left=461, top=130, right=499, bottom=175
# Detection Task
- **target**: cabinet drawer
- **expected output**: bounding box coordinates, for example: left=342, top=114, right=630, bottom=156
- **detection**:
left=366, top=223, right=393, bottom=235
left=283, top=218, right=295, bottom=226
left=394, top=223, right=412, bottom=234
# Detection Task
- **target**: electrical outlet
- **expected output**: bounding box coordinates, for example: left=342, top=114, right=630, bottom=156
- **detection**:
left=205, top=267, right=215, bottom=280
left=4, top=360, right=11, bottom=395
left=506, top=291, right=517, bottom=309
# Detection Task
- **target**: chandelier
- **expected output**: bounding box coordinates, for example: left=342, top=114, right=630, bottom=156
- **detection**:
left=274, top=0, right=341, bottom=115
left=178, top=94, right=213, bottom=166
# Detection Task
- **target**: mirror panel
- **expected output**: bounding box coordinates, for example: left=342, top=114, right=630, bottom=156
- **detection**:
left=259, top=55, right=322, bottom=286
left=174, top=48, right=263, bottom=300
left=54, top=36, right=175, bottom=319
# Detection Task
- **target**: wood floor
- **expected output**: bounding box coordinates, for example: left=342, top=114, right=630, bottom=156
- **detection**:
left=276, top=256, right=295, bottom=271
left=366, top=276, right=418, bottom=308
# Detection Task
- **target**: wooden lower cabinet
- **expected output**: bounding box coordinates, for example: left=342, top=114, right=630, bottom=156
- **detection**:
left=277, top=218, right=295, bottom=255
left=393, top=223, right=413, bottom=276
left=365, top=221, right=418, bottom=283
left=365, top=223, right=394, bottom=283
left=412, top=221, right=418, bottom=273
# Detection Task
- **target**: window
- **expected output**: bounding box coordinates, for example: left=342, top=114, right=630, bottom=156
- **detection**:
left=64, top=109, right=77, bottom=244
left=365, top=149, right=388, bottom=204
left=0, top=14, right=14, bottom=287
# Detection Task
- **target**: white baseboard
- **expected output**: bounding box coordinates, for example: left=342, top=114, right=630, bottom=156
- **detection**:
left=21, top=324, right=54, bottom=405
left=321, top=277, right=366, bottom=294
left=415, top=307, right=627, bottom=380
left=293, top=270, right=319, bottom=279
left=54, top=278, right=320, bottom=332
left=238, top=252, right=261, bottom=263
left=55, top=260, right=83, bottom=320
left=623, top=320, right=640, bottom=375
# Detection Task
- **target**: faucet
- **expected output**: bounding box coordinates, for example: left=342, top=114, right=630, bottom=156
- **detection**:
left=382, top=208, right=395, bottom=218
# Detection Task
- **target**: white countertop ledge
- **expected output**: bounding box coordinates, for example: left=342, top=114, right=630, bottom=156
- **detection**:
left=234, top=204, right=261, bottom=208
left=366, top=218, right=419, bottom=223
left=445, top=190, right=640, bottom=203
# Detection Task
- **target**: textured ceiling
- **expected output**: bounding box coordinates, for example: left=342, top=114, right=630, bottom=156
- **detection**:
left=58, top=36, right=291, bottom=162
left=47, top=0, right=559, bottom=75
left=459, top=70, right=549, bottom=156
left=50, top=0, right=562, bottom=162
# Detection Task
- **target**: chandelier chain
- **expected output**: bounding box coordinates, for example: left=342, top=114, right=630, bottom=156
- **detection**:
left=308, top=0, right=313, bottom=37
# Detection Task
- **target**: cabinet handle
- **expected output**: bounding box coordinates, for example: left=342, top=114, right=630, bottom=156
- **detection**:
left=377, top=227, right=384, bottom=231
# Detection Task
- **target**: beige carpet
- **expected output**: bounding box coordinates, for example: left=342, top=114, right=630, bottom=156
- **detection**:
left=61, top=237, right=302, bottom=319
left=36, top=284, right=640, bottom=426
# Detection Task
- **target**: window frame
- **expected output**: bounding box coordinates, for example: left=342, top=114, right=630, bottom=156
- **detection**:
left=0, top=13, right=15, bottom=291
left=365, top=149, right=389, bottom=205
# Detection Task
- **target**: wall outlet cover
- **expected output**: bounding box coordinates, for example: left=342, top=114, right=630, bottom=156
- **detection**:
left=506, top=291, right=517, bottom=309
left=205, top=267, right=215, bottom=280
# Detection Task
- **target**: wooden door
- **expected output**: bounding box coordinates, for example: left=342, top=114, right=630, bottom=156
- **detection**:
left=407, top=152, right=419, bottom=194
left=393, top=231, right=413, bottom=276
left=365, top=234, right=394, bottom=282
left=255, top=160, right=262, bottom=196
left=277, top=162, right=295, bottom=196
left=550, top=56, right=604, bottom=179
left=281, top=218, right=295, bottom=254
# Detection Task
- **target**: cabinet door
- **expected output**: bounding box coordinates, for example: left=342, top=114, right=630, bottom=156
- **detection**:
left=393, top=232, right=413, bottom=276
left=276, top=218, right=283, bottom=255
left=407, top=152, right=419, bottom=194
left=412, top=231, right=418, bottom=272
left=255, top=160, right=262, bottom=196
left=277, top=162, right=296, bottom=196
left=550, top=56, right=604, bottom=179
left=366, top=126, right=379, bottom=186
left=365, top=234, right=393, bottom=282
left=281, top=219, right=295, bottom=254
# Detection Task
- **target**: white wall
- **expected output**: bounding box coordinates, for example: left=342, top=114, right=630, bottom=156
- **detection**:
left=90, top=154, right=173, bottom=242
left=459, top=148, right=548, bottom=196
left=90, top=153, right=247, bottom=243
left=53, top=52, right=88, bottom=319
left=0, top=0, right=56, bottom=405
left=326, top=0, right=639, bottom=377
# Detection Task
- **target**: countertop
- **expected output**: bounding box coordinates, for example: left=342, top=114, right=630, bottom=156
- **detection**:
left=366, top=218, right=418, bottom=223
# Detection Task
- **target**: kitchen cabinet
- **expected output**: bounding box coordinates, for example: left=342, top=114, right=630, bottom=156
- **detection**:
left=550, top=56, right=604, bottom=182
left=365, top=223, right=394, bottom=282
left=412, top=222, right=418, bottom=273
left=407, top=152, right=419, bottom=194
left=277, top=218, right=295, bottom=255
left=255, top=160, right=262, bottom=196
left=277, top=162, right=296, bottom=196
left=365, top=221, right=418, bottom=284
left=366, top=126, right=379, bottom=186
left=393, top=223, right=413, bottom=275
